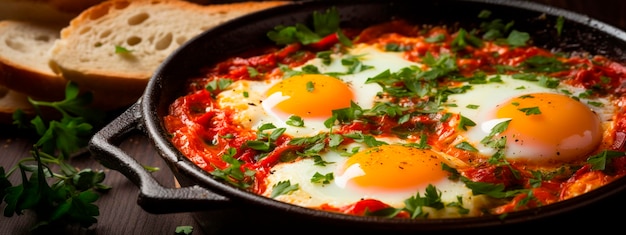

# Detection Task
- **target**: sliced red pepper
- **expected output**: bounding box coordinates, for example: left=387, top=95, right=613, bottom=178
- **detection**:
left=338, top=199, right=392, bottom=215
left=306, top=33, right=339, bottom=51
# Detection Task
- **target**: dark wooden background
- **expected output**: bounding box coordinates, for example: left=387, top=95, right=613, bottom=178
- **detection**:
left=1, top=0, right=625, bottom=234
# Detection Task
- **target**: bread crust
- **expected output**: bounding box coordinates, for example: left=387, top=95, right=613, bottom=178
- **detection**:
left=48, top=0, right=290, bottom=110
left=0, top=20, right=68, bottom=101
left=0, top=59, right=67, bottom=101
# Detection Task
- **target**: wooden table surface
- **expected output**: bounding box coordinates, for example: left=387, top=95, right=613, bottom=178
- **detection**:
left=2, top=1, right=626, bottom=234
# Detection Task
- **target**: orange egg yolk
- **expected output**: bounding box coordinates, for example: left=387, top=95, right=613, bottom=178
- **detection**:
left=335, top=145, right=448, bottom=192
left=495, top=92, right=602, bottom=163
left=265, top=74, right=354, bottom=118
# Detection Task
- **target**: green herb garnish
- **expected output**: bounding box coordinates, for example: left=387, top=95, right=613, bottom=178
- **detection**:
left=270, top=180, right=299, bottom=198
left=2, top=81, right=109, bottom=230
left=115, top=45, right=132, bottom=53
left=267, top=7, right=341, bottom=45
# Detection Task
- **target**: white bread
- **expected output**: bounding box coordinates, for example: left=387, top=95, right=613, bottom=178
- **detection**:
left=0, top=20, right=68, bottom=101
left=48, top=0, right=290, bottom=110
left=0, top=0, right=80, bottom=125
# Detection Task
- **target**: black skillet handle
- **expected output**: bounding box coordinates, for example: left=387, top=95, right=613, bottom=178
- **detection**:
left=88, top=102, right=232, bottom=214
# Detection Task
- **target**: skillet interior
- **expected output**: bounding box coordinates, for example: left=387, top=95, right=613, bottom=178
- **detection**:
left=142, top=0, right=626, bottom=233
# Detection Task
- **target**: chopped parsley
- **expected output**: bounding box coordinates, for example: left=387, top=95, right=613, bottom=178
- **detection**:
left=310, top=172, right=334, bottom=184
left=518, top=106, right=541, bottom=115
left=555, top=16, right=565, bottom=36
left=458, top=115, right=477, bottom=131
left=306, top=81, right=315, bottom=92
left=270, top=180, right=299, bottom=198
left=455, top=141, right=478, bottom=152
left=205, top=78, right=233, bottom=91
left=115, top=45, right=132, bottom=53
left=286, top=115, right=305, bottom=127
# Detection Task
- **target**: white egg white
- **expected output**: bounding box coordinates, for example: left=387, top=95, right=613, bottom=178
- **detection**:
left=216, top=43, right=423, bottom=137
left=262, top=141, right=488, bottom=218
left=444, top=75, right=615, bottom=162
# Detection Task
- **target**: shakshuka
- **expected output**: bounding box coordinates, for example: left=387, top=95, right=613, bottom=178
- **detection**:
left=163, top=8, right=626, bottom=219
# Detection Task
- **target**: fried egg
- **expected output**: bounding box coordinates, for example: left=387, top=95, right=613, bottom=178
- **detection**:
left=216, top=44, right=418, bottom=137
left=263, top=140, right=487, bottom=217
left=445, top=75, right=614, bottom=165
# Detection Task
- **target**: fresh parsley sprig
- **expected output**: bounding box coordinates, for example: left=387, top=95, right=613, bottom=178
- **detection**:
left=14, top=82, right=105, bottom=158
left=267, top=7, right=351, bottom=47
left=1, top=81, right=109, bottom=230
left=175, top=225, right=194, bottom=235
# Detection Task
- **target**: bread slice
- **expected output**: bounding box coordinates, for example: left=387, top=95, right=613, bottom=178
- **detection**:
left=48, top=0, right=290, bottom=110
left=0, top=20, right=68, bottom=102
